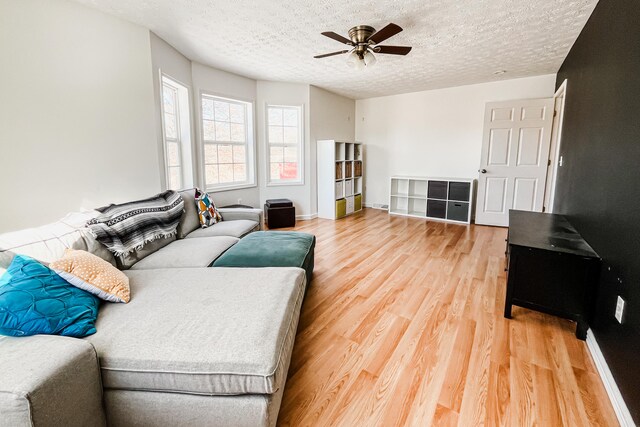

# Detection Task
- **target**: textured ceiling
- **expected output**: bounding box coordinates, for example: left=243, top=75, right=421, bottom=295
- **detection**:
left=74, top=0, right=598, bottom=99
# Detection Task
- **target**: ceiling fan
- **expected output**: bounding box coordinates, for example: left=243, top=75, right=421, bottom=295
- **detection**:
left=314, top=23, right=412, bottom=68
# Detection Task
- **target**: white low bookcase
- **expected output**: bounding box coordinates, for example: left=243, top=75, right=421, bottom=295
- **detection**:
left=389, top=176, right=475, bottom=224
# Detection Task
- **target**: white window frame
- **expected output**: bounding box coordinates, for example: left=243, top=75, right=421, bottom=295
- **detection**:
left=199, top=92, right=256, bottom=192
left=160, top=75, right=192, bottom=191
left=266, top=104, right=304, bottom=186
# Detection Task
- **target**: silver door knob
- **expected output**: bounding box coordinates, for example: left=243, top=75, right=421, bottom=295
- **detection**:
left=479, top=169, right=487, bottom=174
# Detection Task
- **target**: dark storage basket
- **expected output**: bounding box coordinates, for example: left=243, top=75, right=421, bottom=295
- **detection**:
left=427, top=181, right=448, bottom=199
left=448, top=182, right=471, bottom=202
left=427, top=199, right=447, bottom=219
left=446, top=201, right=469, bottom=222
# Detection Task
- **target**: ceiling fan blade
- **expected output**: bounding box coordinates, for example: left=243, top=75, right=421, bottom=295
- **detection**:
left=367, top=23, right=403, bottom=44
left=375, top=45, right=412, bottom=55
left=314, top=50, right=350, bottom=59
left=321, top=31, right=353, bottom=46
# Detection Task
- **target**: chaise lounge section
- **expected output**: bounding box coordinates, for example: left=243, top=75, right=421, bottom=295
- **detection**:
left=92, top=267, right=305, bottom=427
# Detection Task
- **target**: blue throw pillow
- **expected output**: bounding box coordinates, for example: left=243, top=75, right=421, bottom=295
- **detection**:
left=0, top=255, right=99, bottom=337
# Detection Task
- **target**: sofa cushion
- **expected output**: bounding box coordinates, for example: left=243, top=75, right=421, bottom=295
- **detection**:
left=0, top=335, right=105, bottom=427
left=115, top=236, right=175, bottom=270
left=176, top=188, right=200, bottom=239
left=130, top=237, right=239, bottom=270
left=0, top=211, right=116, bottom=275
left=185, top=220, right=258, bottom=239
left=86, top=267, right=306, bottom=396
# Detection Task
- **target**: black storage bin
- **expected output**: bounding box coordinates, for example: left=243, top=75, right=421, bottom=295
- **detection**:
left=448, top=182, right=471, bottom=202
left=427, top=181, right=448, bottom=199
left=264, top=199, right=296, bottom=229
left=427, top=199, right=447, bottom=219
left=446, top=201, right=469, bottom=222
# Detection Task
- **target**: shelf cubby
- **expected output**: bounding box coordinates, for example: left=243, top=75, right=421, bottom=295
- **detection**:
left=354, top=177, right=363, bottom=195
left=354, top=144, right=363, bottom=161
left=408, top=180, right=428, bottom=198
left=390, top=178, right=409, bottom=197
left=345, top=143, right=354, bottom=161
left=389, top=195, right=409, bottom=215
left=408, top=198, right=427, bottom=216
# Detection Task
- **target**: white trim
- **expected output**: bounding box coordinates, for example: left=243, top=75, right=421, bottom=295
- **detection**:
left=198, top=90, right=257, bottom=191
left=544, top=79, right=568, bottom=213
left=159, top=73, right=195, bottom=191
left=586, top=329, right=636, bottom=427
left=206, top=183, right=257, bottom=193
left=365, top=203, right=388, bottom=210
left=296, top=213, right=318, bottom=220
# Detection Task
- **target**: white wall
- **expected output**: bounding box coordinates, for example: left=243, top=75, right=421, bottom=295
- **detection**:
left=355, top=74, right=557, bottom=207
left=149, top=32, right=196, bottom=190
left=190, top=62, right=260, bottom=208
left=0, top=0, right=159, bottom=232
left=256, top=82, right=312, bottom=217
left=309, top=86, right=356, bottom=213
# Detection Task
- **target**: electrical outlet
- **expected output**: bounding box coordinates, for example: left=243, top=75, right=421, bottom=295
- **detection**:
left=615, top=296, right=625, bottom=323
left=237, top=198, right=242, bottom=204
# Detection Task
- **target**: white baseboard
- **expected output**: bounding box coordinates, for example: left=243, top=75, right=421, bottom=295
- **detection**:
left=586, top=329, right=636, bottom=426
left=296, top=213, right=317, bottom=220
left=364, top=203, right=388, bottom=210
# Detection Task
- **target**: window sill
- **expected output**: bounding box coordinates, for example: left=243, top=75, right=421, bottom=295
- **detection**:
left=266, top=180, right=305, bottom=187
left=207, top=182, right=257, bottom=193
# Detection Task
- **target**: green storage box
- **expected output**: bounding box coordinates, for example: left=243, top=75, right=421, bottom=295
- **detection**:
left=355, top=194, right=362, bottom=211
left=336, top=198, right=346, bottom=218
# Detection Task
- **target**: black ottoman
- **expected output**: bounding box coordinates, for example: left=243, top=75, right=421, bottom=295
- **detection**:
left=264, top=199, right=295, bottom=229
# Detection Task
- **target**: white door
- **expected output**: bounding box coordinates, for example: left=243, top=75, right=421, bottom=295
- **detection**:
left=475, top=98, right=554, bottom=226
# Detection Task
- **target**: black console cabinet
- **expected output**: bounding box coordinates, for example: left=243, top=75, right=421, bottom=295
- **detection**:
left=505, top=210, right=601, bottom=340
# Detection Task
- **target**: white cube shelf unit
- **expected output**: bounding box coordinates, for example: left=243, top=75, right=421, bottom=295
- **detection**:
left=318, top=140, right=363, bottom=220
left=389, top=176, right=475, bottom=224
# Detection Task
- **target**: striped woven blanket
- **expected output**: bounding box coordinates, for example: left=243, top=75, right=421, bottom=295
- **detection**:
left=86, top=191, right=184, bottom=256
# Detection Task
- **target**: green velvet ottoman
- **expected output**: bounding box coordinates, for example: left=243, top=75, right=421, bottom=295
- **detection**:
left=212, top=231, right=315, bottom=284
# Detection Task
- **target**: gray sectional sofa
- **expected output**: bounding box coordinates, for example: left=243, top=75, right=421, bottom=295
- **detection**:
left=0, top=189, right=307, bottom=427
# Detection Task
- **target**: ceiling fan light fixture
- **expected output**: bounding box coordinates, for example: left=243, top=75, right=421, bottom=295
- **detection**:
left=346, top=50, right=359, bottom=68
left=363, top=50, right=377, bottom=67
left=347, top=50, right=366, bottom=69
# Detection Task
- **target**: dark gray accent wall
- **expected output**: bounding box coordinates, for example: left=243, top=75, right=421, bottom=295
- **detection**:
left=555, top=0, right=640, bottom=422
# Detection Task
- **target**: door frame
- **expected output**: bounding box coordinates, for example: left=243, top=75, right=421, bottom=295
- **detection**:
left=543, top=79, right=568, bottom=213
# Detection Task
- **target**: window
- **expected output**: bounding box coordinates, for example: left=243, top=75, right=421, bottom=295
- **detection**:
left=160, top=75, right=193, bottom=191
left=267, top=105, right=303, bottom=184
left=161, top=80, right=183, bottom=190
left=201, top=94, right=254, bottom=189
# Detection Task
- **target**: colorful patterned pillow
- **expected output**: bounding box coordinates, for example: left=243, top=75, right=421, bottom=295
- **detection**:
left=194, top=188, right=222, bottom=228
left=50, top=249, right=130, bottom=303
left=0, top=255, right=99, bottom=337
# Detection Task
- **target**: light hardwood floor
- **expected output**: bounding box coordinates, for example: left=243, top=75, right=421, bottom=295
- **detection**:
left=276, top=208, right=618, bottom=427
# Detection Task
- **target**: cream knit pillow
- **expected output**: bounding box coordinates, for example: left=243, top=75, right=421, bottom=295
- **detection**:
left=50, top=249, right=130, bottom=303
